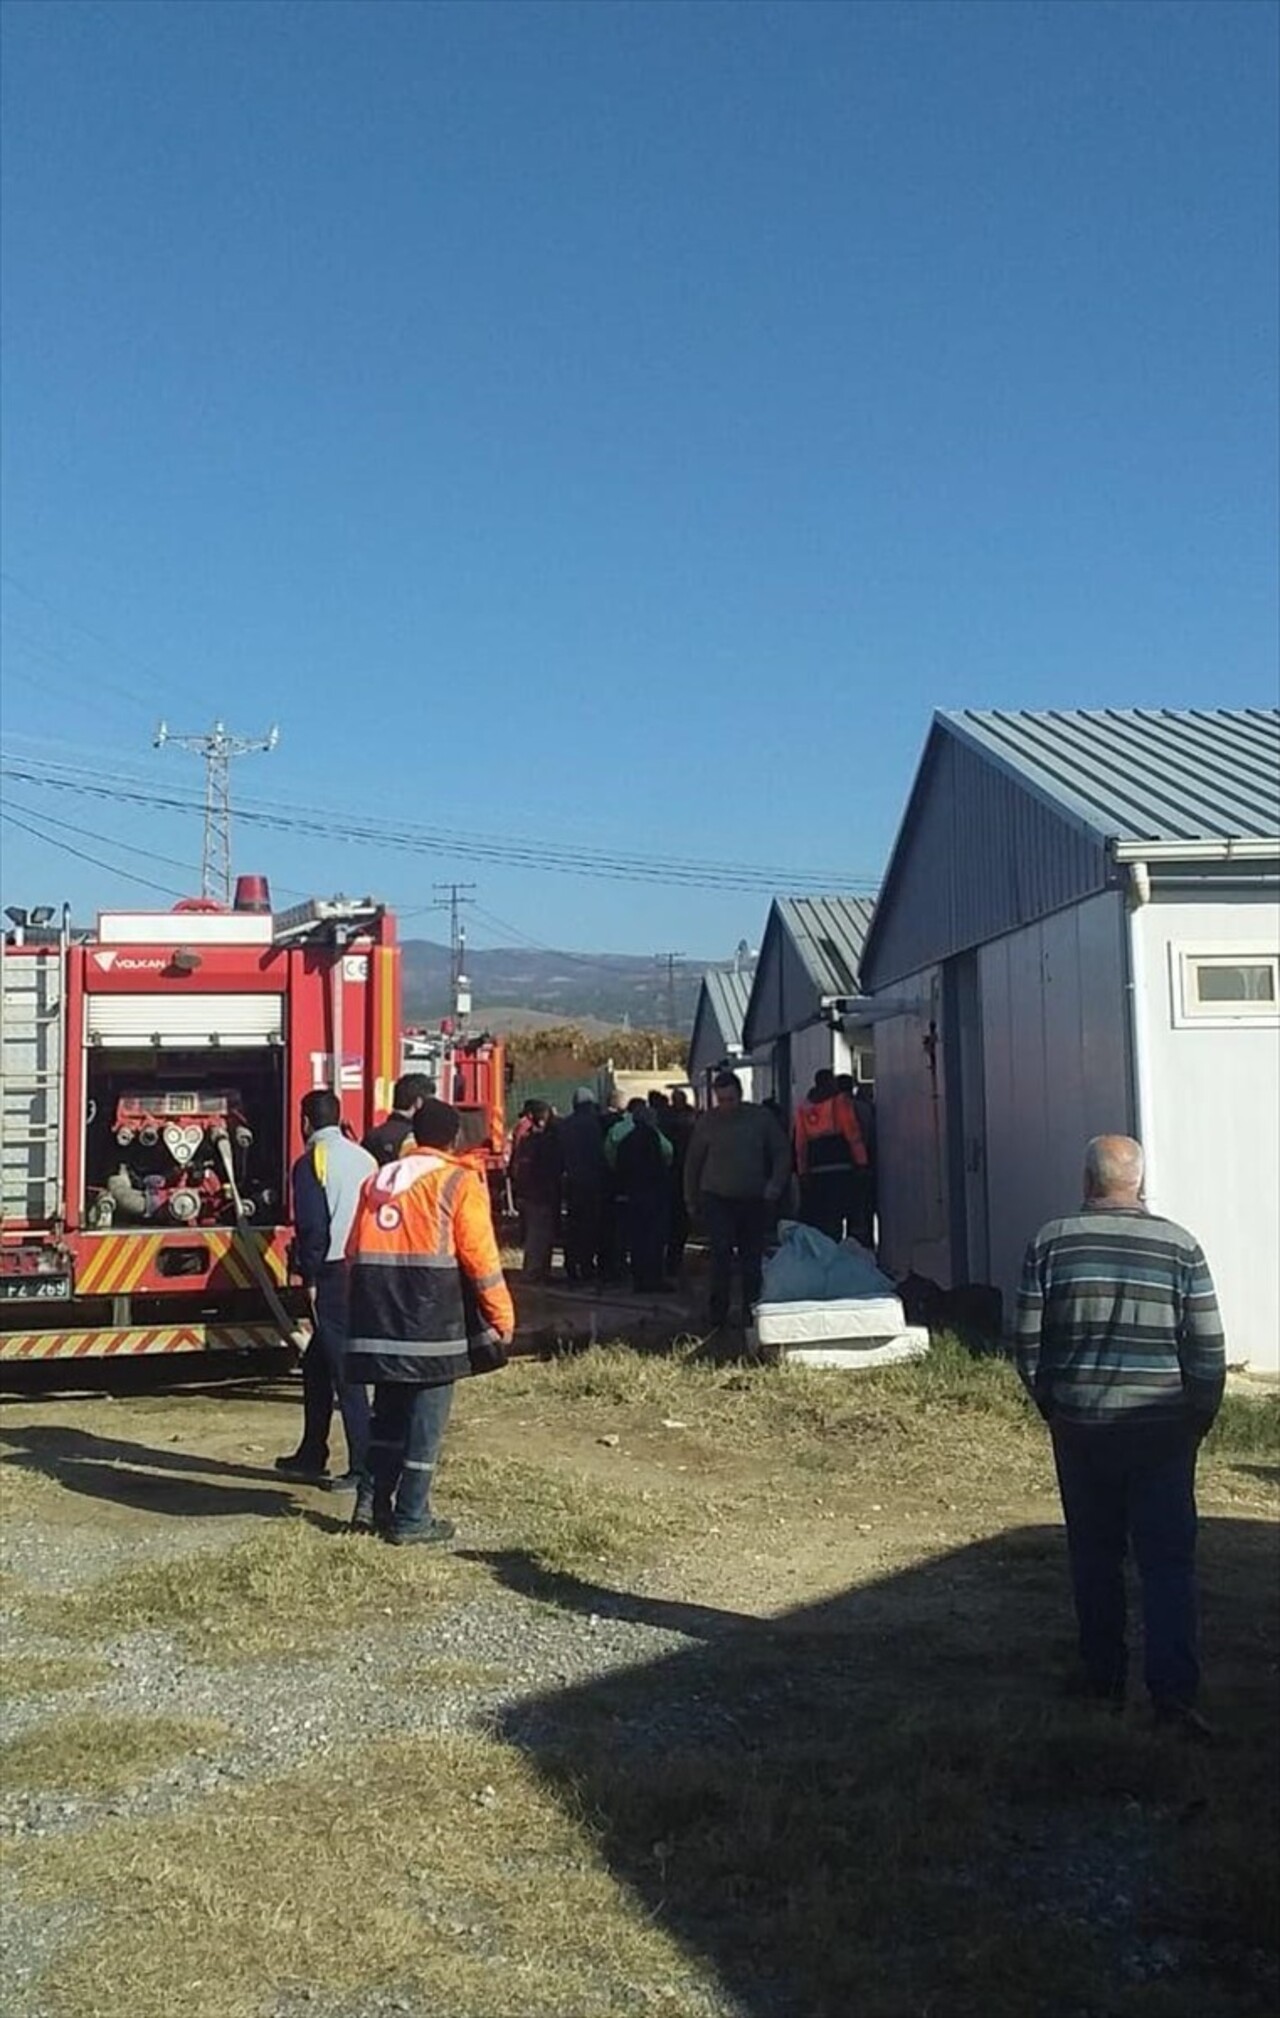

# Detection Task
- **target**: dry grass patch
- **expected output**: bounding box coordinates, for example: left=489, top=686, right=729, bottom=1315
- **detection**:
left=11, top=1729, right=725, bottom=2018
left=0, top=1654, right=111, bottom=1697
left=37, top=1518, right=468, bottom=1660
left=445, top=1454, right=690, bottom=1576
left=0, top=1712, right=224, bottom=1795
left=406, top=1658, right=513, bottom=1689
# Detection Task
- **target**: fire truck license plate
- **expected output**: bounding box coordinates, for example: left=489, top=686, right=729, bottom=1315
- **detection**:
left=0, top=1275, right=72, bottom=1302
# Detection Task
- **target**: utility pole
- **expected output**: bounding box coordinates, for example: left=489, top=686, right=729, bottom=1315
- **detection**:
left=434, top=882, right=476, bottom=1027
left=654, top=950, right=685, bottom=1035
left=154, top=719, right=279, bottom=904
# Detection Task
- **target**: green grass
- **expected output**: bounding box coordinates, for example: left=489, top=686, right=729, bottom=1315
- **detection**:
left=1207, top=1390, right=1280, bottom=1461
left=0, top=1654, right=111, bottom=1697
left=9, top=1730, right=722, bottom=2018
left=445, top=1453, right=690, bottom=1577
left=0, top=1712, right=225, bottom=1795
left=38, top=1519, right=467, bottom=1660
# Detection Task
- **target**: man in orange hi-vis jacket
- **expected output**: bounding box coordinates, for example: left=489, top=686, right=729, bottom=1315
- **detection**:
left=793, top=1066, right=869, bottom=1246
left=345, top=1097, right=514, bottom=1544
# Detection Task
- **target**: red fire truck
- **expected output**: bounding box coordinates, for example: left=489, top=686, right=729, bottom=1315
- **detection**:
left=401, top=1023, right=509, bottom=1203
left=0, top=879, right=401, bottom=1364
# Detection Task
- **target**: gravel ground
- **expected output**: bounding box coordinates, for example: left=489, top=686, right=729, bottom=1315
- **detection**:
left=3, top=1366, right=1276, bottom=2018
left=0, top=1479, right=754, bottom=2018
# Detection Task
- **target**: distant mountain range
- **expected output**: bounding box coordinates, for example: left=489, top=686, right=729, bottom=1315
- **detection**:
left=401, top=939, right=711, bottom=1033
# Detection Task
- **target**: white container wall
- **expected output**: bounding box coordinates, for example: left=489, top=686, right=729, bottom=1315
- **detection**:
left=1131, top=892, right=1280, bottom=1373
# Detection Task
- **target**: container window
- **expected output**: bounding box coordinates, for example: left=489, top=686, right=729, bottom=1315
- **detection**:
left=1173, top=950, right=1280, bottom=1026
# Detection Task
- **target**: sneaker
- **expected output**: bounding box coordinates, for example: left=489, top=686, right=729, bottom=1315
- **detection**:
left=1153, top=1701, right=1216, bottom=1745
left=274, top=1450, right=327, bottom=1483
left=324, top=1470, right=361, bottom=1493
left=385, top=1516, right=458, bottom=1548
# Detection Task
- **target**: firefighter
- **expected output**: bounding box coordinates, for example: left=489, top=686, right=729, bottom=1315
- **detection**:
left=276, top=1089, right=377, bottom=1491
left=362, top=1072, right=432, bottom=1166
left=345, top=1096, right=514, bottom=1542
left=793, top=1067, right=869, bottom=1246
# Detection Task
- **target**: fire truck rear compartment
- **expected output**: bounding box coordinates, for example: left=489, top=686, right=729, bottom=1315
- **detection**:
left=83, top=1048, right=287, bottom=1229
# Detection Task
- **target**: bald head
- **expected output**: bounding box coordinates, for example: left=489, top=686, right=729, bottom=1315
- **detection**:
left=1084, top=1135, right=1145, bottom=1203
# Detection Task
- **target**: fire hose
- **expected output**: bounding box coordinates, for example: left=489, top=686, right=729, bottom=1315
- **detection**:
left=213, top=1132, right=308, bottom=1352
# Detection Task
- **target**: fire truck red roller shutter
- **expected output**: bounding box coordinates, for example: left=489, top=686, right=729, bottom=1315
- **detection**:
left=85, top=994, right=284, bottom=1048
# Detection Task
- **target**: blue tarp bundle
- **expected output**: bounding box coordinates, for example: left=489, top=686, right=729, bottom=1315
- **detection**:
left=761, top=1221, right=897, bottom=1304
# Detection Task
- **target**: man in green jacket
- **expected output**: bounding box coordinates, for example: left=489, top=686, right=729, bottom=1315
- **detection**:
left=685, top=1072, right=791, bottom=1328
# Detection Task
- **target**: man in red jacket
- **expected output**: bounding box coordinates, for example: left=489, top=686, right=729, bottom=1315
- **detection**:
left=793, top=1067, right=868, bottom=1245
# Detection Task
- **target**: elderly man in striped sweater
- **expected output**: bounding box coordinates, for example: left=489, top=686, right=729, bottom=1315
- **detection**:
left=1016, top=1135, right=1226, bottom=1739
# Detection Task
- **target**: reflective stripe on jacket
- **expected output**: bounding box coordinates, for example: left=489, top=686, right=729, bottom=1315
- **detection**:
left=345, top=1148, right=514, bottom=1385
left=793, top=1094, right=868, bottom=1174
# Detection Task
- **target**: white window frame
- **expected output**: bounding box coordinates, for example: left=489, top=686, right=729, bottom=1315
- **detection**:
left=1169, top=945, right=1280, bottom=1029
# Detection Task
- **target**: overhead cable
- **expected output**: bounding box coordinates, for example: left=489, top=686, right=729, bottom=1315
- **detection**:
left=0, top=754, right=872, bottom=894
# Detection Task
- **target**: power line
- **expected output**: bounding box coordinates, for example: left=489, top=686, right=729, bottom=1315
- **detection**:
left=0, top=754, right=876, bottom=894
left=0, top=571, right=160, bottom=707
left=0, top=807, right=188, bottom=899
left=0, top=795, right=203, bottom=881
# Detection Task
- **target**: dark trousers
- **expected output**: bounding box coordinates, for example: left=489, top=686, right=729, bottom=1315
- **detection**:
left=799, top=1169, right=856, bottom=1244
left=365, top=1382, right=454, bottom=1536
left=563, top=1182, right=602, bottom=1281
left=665, top=1192, right=690, bottom=1278
left=1051, top=1419, right=1202, bottom=1706
left=300, top=1264, right=369, bottom=1476
left=624, top=1189, right=668, bottom=1292
left=522, top=1197, right=559, bottom=1281
left=702, top=1193, right=769, bottom=1326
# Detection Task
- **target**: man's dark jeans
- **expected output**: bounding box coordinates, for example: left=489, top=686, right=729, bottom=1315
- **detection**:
left=564, top=1180, right=602, bottom=1281
left=522, top=1198, right=559, bottom=1281
left=624, top=1189, right=668, bottom=1293
left=300, top=1263, right=369, bottom=1476
left=366, top=1382, right=455, bottom=1536
left=799, top=1170, right=856, bottom=1244
left=1051, top=1417, right=1202, bottom=1706
left=702, top=1193, right=769, bottom=1326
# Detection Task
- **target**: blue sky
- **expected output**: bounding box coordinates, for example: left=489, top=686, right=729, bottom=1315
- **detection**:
left=2, top=0, right=1276, bottom=961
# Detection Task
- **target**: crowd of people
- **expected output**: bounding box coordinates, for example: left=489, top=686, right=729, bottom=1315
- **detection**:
left=507, top=1065, right=877, bottom=1307
left=275, top=1074, right=1228, bottom=1737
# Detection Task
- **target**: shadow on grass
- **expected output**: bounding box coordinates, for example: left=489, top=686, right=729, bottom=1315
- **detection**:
left=491, top=1518, right=1280, bottom=2018
left=0, top=1423, right=308, bottom=1520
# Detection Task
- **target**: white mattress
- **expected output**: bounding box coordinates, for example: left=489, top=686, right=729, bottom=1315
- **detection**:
left=782, top=1329, right=930, bottom=1370
left=755, top=1295, right=906, bottom=1346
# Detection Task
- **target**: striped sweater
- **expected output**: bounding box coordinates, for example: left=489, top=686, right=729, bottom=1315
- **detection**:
left=1015, top=1205, right=1226, bottom=1429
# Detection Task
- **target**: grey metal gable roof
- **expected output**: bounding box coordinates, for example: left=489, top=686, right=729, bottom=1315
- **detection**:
left=743, top=896, right=876, bottom=1050
left=861, top=708, right=1280, bottom=992
left=687, top=967, right=756, bottom=1077
left=946, top=709, right=1280, bottom=844
left=703, top=968, right=753, bottom=1047
left=774, top=896, right=876, bottom=996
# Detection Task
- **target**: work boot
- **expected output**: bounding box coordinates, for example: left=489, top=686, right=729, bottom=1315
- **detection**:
left=274, top=1449, right=327, bottom=1484
left=324, top=1470, right=361, bottom=1493
left=385, top=1516, right=457, bottom=1548
left=349, top=1487, right=377, bottom=1536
